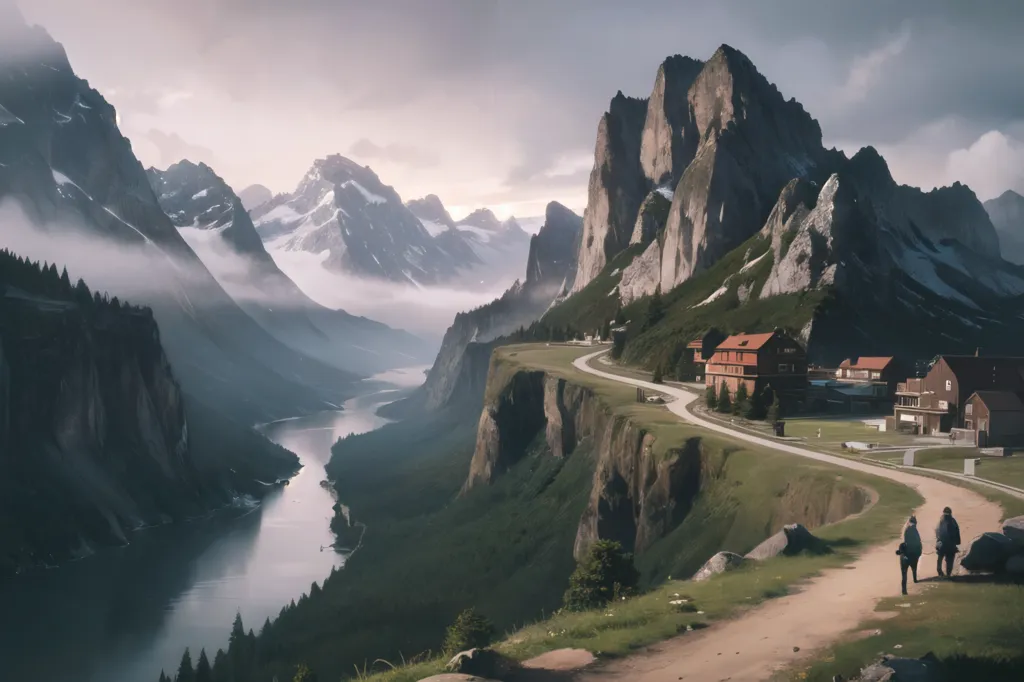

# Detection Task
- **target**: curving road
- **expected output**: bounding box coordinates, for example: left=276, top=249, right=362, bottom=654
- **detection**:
left=569, top=349, right=1013, bottom=682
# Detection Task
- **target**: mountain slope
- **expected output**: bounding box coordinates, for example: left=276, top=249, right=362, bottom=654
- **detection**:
left=238, top=183, right=272, bottom=210
left=0, top=9, right=355, bottom=423
left=390, top=202, right=582, bottom=416
left=147, top=161, right=431, bottom=374
left=985, top=189, right=1024, bottom=265
left=0, top=249, right=298, bottom=575
left=252, top=155, right=460, bottom=285
left=546, top=44, right=1024, bottom=368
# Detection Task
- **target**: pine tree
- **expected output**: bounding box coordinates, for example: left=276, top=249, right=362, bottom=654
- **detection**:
left=563, top=540, right=639, bottom=611
left=643, top=286, right=664, bottom=331
left=766, top=391, right=782, bottom=423
left=158, top=672, right=170, bottom=682
left=744, top=388, right=765, bottom=420
left=194, top=650, right=213, bottom=682
left=733, top=383, right=748, bottom=416
left=652, top=365, right=664, bottom=384
left=175, top=648, right=194, bottom=682
left=675, top=351, right=695, bottom=381
left=611, top=333, right=626, bottom=360
left=211, top=650, right=230, bottom=682
left=705, top=385, right=717, bottom=410
left=717, top=383, right=732, bottom=414
left=601, top=318, right=611, bottom=341
left=59, top=266, right=72, bottom=294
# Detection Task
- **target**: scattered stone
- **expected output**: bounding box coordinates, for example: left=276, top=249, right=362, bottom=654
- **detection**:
left=745, top=524, right=829, bottom=560
left=855, top=653, right=942, bottom=682
left=446, top=649, right=518, bottom=679
left=692, top=551, right=747, bottom=581
left=960, top=532, right=1015, bottom=572
left=1002, top=516, right=1024, bottom=543
left=793, top=646, right=801, bottom=652
left=520, top=648, right=595, bottom=672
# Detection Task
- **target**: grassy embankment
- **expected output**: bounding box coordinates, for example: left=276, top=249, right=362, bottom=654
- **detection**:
left=361, top=345, right=921, bottom=681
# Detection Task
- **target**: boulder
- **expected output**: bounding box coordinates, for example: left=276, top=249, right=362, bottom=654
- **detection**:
left=446, top=649, right=518, bottom=679
left=1002, top=515, right=1024, bottom=543
left=745, top=524, right=829, bottom=561
left=855, top=653, right=942, bottom=682
left=960, top=532, right=1015, bottom=572
left=1006, top=554, right=1024, bottom=575
left=693, top=551, right=747, bottom=581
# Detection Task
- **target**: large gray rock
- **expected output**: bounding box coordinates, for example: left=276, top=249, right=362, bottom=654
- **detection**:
left=855, top=653, right=942, bottom=682
left=693, top=551, right=747, bottom=581
left=1002, top=515, right=1024, bottom=543
left=745, top=524, right=828, bottom=561
left=1006, top=554, right=1024, bottom=575
left=619, top=239, right=662, bottom=305
left=960, top=532, right=1015, bottom=572
left=446, top=649, right=518, bottom=679
left=419, top=675, right=499, bottom=682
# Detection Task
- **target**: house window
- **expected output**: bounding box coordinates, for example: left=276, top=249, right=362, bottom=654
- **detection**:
left=965, top=403, right=973, bottom=416
left=945, top=380, right=952, bottom=391
left=965, top=419, right=973, bottom=429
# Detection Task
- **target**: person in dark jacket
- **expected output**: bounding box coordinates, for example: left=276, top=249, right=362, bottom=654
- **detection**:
left=935, top=506, right=961, bottom=577
left=896, top=515, right=923, bottom=594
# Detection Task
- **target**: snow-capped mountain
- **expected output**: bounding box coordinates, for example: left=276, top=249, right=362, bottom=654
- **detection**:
left=147, top=160, right=430, bottom=374
left=251, top=155, right=460, bottom=285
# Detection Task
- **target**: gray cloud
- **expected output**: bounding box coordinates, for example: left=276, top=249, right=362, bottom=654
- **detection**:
left=348, top=138, right=440, bottom=169
left=15, top=0, right=1024, bottom=206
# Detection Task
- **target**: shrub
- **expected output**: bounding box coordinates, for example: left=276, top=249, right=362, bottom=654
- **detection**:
left=716, top=383, right=732, bottom=414
left=563, top=540, right=639, bottom=611
left=733, top=383, right=748, bottom=416
left=443, top=608, right=495, bottom=656
left=705, top=386, right=717, bottom=410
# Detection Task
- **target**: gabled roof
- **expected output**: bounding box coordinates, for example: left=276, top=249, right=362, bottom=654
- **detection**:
left=839, top=356, right=894, bottom=371
left=716, top=332, right=776, bottom=351
left=939, top=356, right=1024, bottom=390
left=969, top=390, right=1024, bottom=413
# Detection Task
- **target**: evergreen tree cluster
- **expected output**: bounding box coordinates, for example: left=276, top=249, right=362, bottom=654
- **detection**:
left=563, top=540, right=639, bottom=611
left=509, top=320, right=583, bottom=343
left=0, top=248, right=147, bottom=316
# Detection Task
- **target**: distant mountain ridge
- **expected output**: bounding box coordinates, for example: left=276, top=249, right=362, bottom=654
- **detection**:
left=985, top=189, right=1024, bottom=265
left=147, top=160, right=430, bottom=374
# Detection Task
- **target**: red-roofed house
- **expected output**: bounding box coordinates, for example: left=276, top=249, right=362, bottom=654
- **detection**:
left=705, top=330, right=807, bottom=403
left=835, top=356, right=905, bottom=400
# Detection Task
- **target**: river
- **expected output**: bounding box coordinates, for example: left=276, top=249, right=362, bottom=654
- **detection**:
left=0, top=366, right=428, bottom=682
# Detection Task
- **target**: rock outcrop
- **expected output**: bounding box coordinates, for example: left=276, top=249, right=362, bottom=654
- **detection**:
left=619, top=240, right=663, bottom=304
left=692, top=551, right=746, bottom=582
left=639, top=55, right=704, bottom=186
left=960, top=531, right=1015, bottom=572
left=445, top=649, right=518, bottom=679
left=1002, top=515, right=1024, bottom=543
left=406, top=194, right=457, bottom=233
left=572, top=92, right=649, bottom=292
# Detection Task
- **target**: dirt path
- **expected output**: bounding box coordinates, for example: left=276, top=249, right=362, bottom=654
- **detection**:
left=565, top=350, right=1017, bottom=682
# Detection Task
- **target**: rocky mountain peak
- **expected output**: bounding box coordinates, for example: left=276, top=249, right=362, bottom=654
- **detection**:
left=238, top=183, right=272, bottom=210
left=526, top=203, right=583, bottom=292
left=986, top=189, right=1024, bottom=264
left=406, top=193, right=456, bottom=232
left=458, top=208, right=502, bottom=232
left=641, top=54, right=704, bottom=185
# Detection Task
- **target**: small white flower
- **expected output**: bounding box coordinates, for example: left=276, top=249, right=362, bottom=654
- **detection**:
left=697, top=610, right=705, bottom=615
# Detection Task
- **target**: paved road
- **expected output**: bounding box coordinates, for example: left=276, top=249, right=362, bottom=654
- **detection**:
left=568, top=350, right=1014, bottom=682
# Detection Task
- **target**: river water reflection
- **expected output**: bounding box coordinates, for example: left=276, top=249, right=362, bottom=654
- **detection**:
left=0, top=366, right=427, bottom=682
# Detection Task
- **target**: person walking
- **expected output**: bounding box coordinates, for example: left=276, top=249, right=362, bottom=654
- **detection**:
left=935, top=506, right=961, bottom=577
left=896, top=515, right=923, bottom=594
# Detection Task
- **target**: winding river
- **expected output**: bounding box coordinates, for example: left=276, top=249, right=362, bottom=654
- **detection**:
left=0, top=366, right=428, bottom=682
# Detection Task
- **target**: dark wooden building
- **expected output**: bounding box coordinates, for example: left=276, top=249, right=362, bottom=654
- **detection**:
left=893, top=355, right=1024, bottom=434
left=965, top=391, right=1024, bottom=447
left=705, top=330, right=807, bottom=403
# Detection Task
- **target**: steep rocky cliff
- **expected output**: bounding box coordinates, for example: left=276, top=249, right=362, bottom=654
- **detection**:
left=572, top=93, right=649, bottom=292
left=0, top=251, right=297, bottom=574
left=639, top=55, right=704, bottom=186
left=392, top=202, right=582, bottom=415
left=465, top=355, right=868, bottom=562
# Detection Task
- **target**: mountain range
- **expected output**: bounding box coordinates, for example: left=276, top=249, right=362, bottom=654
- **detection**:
left=985, top=189, right=1024, bottom=265
left=147, top=160, right=428, bottom=374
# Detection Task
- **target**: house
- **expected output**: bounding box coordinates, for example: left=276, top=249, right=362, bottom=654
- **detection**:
left=892, top=355, right=1024, bottom=435
left=835, top=356, right=905, bottom=400
left=705, top=330, right=807, bottom=403
left=685, top=328, right=726, bottom=381
left=964, top=391, right=1024, bottom=447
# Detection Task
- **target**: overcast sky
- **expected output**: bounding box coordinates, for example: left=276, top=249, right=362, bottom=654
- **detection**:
left=18, top=0, right=1024, bottom=219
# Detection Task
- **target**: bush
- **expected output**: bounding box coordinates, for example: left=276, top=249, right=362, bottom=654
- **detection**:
left=716, top=383, right=732, bottom=414
left=765, top=391, right=782, bottom=423
left=733, top=383, right=748, bottom=417
left=292, top=664, right=318, bottom=682
left=443, top=608, right=495, bottom=656
left=744, top=389, right=765, bottom=420
left=563, top=540, right=639, bottom=611
left=705, top=386, right=717, bottom=409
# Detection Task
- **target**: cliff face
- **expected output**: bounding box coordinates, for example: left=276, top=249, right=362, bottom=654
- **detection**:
left=985, top=189, right=1024, bottom=264
left=639, top=55, right=704, bottom=186
left=572, top=94, right=649, bottom=292
left=465, top=360, right=867, bottom=562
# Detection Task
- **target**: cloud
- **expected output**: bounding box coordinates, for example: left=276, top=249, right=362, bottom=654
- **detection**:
left=836, top=26, right=911, bottom=105
left=946, top=130, right=1024, bottom=201
left=348, top=138, right=440, bottom=168
left=143, top=129, right=220, bottom=169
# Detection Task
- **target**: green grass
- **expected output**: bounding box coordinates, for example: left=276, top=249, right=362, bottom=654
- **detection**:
left=910, top=448, right=1024, bottom=490
left=358, top=344, right=923, bottom=682
left=782, top=416, right=920, bottom=453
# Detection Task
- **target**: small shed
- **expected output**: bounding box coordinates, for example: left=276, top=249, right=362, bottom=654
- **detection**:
left=965, top=390, right=1024, bottom=447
